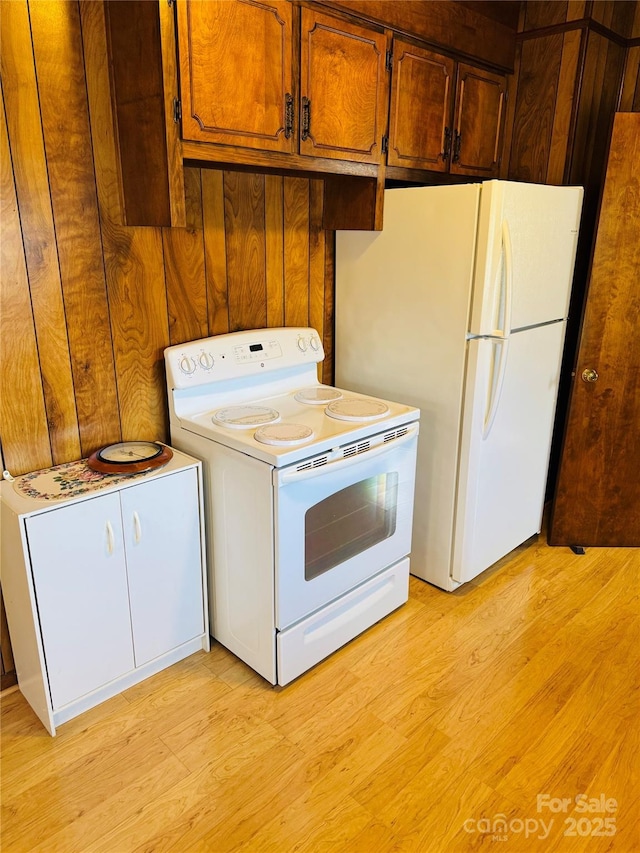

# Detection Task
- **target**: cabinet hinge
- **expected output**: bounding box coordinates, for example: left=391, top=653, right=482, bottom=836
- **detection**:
left=382, top=135, right=389, bottom=155
left=173, top=98, right=181, bottom=124
left=385, top=49, right=393, bottom=72
left=167, top=0, right=175, bottom=7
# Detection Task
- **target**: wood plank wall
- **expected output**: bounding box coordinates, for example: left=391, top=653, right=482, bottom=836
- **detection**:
left=0, top=0, right=334, bottom=482
left=508, top=2, right=635, bottom=189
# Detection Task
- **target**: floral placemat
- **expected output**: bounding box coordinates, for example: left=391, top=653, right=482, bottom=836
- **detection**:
left=13, top=459, right=155, bottom=502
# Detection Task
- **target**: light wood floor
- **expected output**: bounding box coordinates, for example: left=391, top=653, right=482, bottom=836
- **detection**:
left=1, top=535, right=639, bottom=852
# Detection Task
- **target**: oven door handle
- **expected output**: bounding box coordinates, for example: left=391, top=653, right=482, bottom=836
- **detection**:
left=277, top=423, right=419, bottom=485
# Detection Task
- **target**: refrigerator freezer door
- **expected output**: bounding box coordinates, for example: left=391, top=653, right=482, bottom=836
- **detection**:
left=469, top=181, right=583, bottom=335
left=452, top=321, right=567, bottom=584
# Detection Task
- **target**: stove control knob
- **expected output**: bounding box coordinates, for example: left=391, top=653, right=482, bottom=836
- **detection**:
left=297, top=335, right=308, bottom=353
left=310, top=335, right=320, bottom=351
left=179, top=355, right=197, bottom=375
left=199, top=351, right=215, bottom=371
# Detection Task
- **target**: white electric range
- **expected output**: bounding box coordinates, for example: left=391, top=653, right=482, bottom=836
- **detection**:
left=165, top=327, right=420, bottom=685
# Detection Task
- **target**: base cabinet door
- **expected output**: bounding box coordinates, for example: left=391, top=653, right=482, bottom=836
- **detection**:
left=123, top=467, right=204, bottom=667
left=26, top=493, right=135, bottom=709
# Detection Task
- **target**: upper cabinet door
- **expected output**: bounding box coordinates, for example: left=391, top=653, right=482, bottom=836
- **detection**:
left=450, top=64, right=506, bottom=177
left=299, top=9, right=388, bottom=163
left=387, top=40, right=455, bottom=171
left=177, top=0, right=294, bottom=152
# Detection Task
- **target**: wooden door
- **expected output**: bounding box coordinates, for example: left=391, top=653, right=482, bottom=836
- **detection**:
left=26, top=494, right=135, bottom=708
left=450, top=63, right=506, bottom=177
left=176, top=0, right=294, bottom=152
left=387, top=40, right=454, bottom=171
left=122, top=468, right=205, bottom=667
left=549, top=113, right=640, bottom=547
left=299, top=8, right=388, bottom=163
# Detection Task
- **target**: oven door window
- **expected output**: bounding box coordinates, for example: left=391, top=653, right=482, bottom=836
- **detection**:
left=273, top=426, right=418, bottom=629
left=305, top=473, right=398, bottom=580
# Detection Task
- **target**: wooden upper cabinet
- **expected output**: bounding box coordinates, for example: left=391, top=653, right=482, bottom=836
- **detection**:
left=450, top=64, right=507, bottom=177
left=387, top=40, right=454, bottom=171
left=299, top=8, right=388, bottom=163
left=176, top=0, right=295, bottom=153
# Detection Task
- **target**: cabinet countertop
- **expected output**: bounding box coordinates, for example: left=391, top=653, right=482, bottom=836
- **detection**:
left=1, top=446, right=201, bottom=518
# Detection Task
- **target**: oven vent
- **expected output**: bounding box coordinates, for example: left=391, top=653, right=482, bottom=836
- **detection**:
left=295, top=455, right=329, bottom=472
left=384, top=426, right=409, bottom=442
left=343, top=440, right=371, bottom=458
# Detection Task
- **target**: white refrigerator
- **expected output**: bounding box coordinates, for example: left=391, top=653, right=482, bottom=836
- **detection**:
left=335, top=180, right=583, bottom=590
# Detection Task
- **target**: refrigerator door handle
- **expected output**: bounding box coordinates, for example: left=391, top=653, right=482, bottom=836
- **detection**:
left=492, top=220, right=514, bottom=338
left=502, top=219, right=513, bottom=337
left=483, top=338, right=509, bottom=439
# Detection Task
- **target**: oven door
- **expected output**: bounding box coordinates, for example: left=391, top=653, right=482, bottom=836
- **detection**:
left=273, top=422, right=419, bottom=628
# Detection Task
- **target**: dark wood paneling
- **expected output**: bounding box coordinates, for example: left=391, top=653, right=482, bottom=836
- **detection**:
left=224, top=171, right=269, bottom=332
left=309, top=180, right=327, bottom=351
left=508, top=34, right=565, bottom=183
left=547, top=29, right=583, bottom=184
left=456, top=1, right=521, bottom=30
left=0, top=95, right=52, bottom=475
left=105, top=0, right=171, bottom=226
left=284, top=178, right=311, bottom=327
left=201, top=170, right=231, bottom=337
left=591, top=0, right=638, bottom=37
left=163, top=169, right=209, bottom=346
left=619, top=44, right=640, bottom=108
left=265, top=175, right=285, bottom=328
left=0, top=0, right=81, bottom=467
left=524, top=1, right=569, bottom=31
left=102, top=223, right=170, bottom=443
left=30, top=0, right=120, bottom=457
left=570, top=33, right=626, bottom=193
left=321, top=0, right=517, bottom=70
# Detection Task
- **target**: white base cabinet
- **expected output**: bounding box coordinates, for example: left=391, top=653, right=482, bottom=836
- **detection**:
left=1, top=449, right=209, bottom=735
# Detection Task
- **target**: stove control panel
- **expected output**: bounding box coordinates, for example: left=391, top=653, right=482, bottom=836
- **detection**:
left=233, top=340, right=282, bottom=363
left=165, top=327, right=324, bottom=390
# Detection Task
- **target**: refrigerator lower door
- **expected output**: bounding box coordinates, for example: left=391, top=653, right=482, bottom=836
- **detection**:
left=452, top=321, right=566, bottom=584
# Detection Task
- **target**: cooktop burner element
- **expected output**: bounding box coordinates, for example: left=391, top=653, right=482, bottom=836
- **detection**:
left=294, top=387, right=343, bottom=405
left=254, top=423, right=315, bottom=446
left=213, top=405, right=280, bottom=429
left=325, top=398, right=390, bottom=421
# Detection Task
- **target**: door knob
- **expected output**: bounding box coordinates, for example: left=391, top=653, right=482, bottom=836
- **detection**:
left=581, top=368, right=599, bottom=383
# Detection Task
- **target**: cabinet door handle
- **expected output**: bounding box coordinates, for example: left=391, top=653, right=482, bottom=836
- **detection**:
left=285, top=93, right=294, bottom=139
left=133, top=511, right=142, bottom=544
left=453, top=130, right=461, bottom=163
left=301, top=97, right=311, bottom=141
left=106, top=520, right=115, bottom=556
left=443, top=126, right=451, bottom=159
